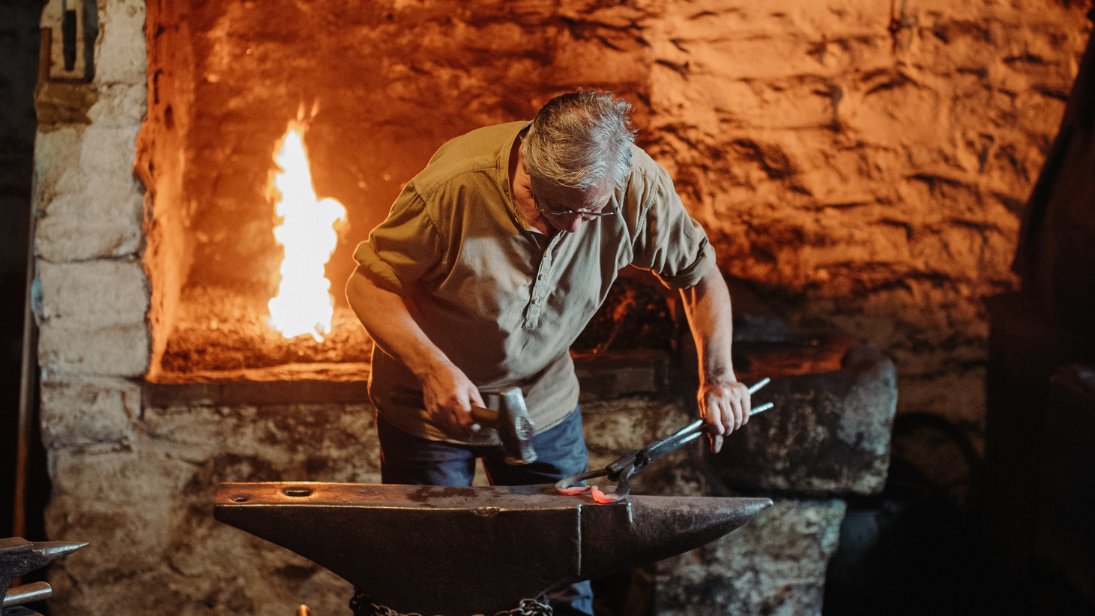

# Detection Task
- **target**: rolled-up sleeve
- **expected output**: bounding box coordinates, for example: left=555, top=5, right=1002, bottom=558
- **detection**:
left=630, top=164, right=717, bottom=289
left=353, top=181, right=445, bottom=296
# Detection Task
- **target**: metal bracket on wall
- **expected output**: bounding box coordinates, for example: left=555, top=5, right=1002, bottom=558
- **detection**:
left=38, top=0, right=97, bottom=82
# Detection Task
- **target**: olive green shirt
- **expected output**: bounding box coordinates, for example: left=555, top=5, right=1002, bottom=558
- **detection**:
left=354, top=121, right=715, bottom=443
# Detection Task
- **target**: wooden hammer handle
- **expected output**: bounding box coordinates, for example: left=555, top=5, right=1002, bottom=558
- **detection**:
left=392, top=385, right=499, bottom=425
left=470, top=407, right=499, bottom=424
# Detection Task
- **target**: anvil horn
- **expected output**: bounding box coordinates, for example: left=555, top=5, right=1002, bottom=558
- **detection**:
left=215, top=483, right=771, bottom=616
left=0, top=538, right=88, bottom=603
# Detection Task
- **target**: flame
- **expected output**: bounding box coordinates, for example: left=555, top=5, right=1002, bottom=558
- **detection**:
left=267, top=121, right=346, bottom=342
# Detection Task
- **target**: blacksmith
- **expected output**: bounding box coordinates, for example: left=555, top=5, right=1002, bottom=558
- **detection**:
left=345, top=91, right=752, bottom=614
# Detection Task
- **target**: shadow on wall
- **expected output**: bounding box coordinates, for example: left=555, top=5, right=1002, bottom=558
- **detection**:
left=822, top=413, right=1033, bottom=616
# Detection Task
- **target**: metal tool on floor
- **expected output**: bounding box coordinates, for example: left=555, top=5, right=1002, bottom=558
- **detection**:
left=215, top=482, right=771, bottom=616
left=1, top=538, right=86, bottom=616
left=555, top=377, right=774, bottom=502
left=390, top=385, right=537, bottom=465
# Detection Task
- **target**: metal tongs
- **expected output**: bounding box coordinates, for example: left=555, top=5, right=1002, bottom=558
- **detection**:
left=555, top=377, right=774, bottom=502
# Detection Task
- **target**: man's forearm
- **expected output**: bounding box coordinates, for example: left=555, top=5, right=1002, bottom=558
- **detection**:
left=344, top=270, right=450, bottom=380
left=346, top=270, right=483, bottom=436
left=680, top=265, right=749, bottom=447
left=680, top=266, right=736, bottom=385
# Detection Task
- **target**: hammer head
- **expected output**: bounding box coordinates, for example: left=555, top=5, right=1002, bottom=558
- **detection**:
left=483, top=388, right=537, bottom=465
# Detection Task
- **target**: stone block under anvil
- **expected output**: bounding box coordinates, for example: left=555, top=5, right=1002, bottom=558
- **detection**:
left=214, top=482, right=771, bottom=615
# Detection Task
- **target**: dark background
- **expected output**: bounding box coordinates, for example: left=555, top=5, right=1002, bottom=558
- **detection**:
left=0, top=0, right=43, bottom=541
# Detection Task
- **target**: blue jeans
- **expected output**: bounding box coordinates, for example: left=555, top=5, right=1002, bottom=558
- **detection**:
left=376, top=406, right=595, bottom=616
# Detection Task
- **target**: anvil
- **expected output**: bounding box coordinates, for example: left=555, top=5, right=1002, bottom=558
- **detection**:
left=1, top=538, right=86, bottom=616
left=215, top=482, right=771, bottom=615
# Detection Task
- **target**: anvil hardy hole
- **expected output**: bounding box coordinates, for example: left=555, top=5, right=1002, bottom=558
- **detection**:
left=283, top=487, right=314, bottom=498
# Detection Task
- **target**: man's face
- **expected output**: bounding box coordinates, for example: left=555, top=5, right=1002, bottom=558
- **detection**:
left=530, top=179, right=617, bottom=234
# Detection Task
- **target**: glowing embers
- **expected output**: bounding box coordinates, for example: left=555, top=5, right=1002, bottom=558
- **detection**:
left=267, top=119, right=347, bottom=342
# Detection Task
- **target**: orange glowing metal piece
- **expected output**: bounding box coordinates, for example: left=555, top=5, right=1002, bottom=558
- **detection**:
left=268, top=122, right=346, bottom=342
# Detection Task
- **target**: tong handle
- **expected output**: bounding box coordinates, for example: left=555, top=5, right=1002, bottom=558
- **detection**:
left=633, top=377, right=774, bottom=469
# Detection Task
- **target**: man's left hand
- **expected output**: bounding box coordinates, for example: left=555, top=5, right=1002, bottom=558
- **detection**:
left=698, top=380, right=751, bottom=454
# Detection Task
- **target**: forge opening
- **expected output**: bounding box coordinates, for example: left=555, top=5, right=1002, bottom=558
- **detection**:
left=139, top=0, right=652, bottom=382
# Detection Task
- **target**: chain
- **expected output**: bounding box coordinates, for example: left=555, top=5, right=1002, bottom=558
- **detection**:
left=350, top=592, right=552, bottom=616
left=494, top=598, right=553, bottom=616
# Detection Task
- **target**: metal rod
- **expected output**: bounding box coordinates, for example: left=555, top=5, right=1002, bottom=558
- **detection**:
left=748, top=377, right=770, bottom=394
left=14, top=139, right=41, bottom=539
left=3, top=582, right=52, bottom=608
left=750, top=402, right=774, bottom=415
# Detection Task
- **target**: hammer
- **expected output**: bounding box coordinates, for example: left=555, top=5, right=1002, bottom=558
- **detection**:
left=390, top=385, right=537, bottom=465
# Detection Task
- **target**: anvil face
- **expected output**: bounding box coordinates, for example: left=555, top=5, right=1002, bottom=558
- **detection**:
left=215, top=483, right=771, bottom=615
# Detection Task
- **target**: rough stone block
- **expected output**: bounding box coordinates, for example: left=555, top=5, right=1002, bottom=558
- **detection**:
left=36, top=175, right=143, bottom=260
left=45, top=447, right=353, bottom=616
left=575, top=350, right=671, bottom=401
left=580, top=396, right=724, bottom=498
left=655, top=499, right=846, bottom=616
left=34, top=81, right=98, bottom=125
left=138, top=402, right=380, bottom=481
left=94, top=0, right=147, bottom=86
left=712, top=346, right=897, bottom=495
left=87, top=83, right=147, bottom=127
left=46, top=450, right=190, bottom=571
left=582, top=397, right=690, bottom=459
left=32, top=127, right=86, bottom=201
left=43, top=400, right=380, bottom=616
left=48, top=549, right=350, bottom=616
left=40, top=376, right=139, bottom=449
left=35, top=122, right=144, bottom=261
left=39, top=321, right=150, bottom=377
left=38, top=259, right=149, bottom=326
left=79, top=125, right=140, bottom=175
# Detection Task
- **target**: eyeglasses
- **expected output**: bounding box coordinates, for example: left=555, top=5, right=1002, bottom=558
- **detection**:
left=530, top=189, right=618, bottom=217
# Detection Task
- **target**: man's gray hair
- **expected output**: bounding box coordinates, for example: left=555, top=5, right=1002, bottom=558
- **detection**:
left=523, top=91, right=637, bottom=189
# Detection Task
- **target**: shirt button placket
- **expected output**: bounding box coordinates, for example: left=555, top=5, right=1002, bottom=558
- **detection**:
left=525, top=257, right=551, bottom=327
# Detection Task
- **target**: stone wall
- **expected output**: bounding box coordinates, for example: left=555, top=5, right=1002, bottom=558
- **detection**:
left=44, top=376, right=865, bottom=616
left=27, top=0, right=1092, bottom=614
left=639, top=1, right=1091, bottom=440
left=34, top=0, right=149, bottom=383
left=140, top=0, right=1091, bottom=436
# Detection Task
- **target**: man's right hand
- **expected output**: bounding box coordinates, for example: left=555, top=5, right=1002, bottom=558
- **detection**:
left=346, top=272, right=485, bottom=439
left=419, top=361, right=486, bottom=438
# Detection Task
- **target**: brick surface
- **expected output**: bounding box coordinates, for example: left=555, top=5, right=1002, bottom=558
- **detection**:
left=87, top=83, right=148, bottom=127
left=38, top=322, right=150, bottom=377
left=38, top=259, right=149, bottom=326
left=94, top=0, right=148, bottom=86
left=40, top=376, right=140, bottom=449
left=36, top=177, right=143, bottom=260
left=34, top=122, right=143, bottom=261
